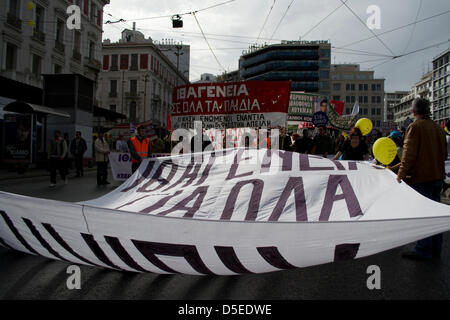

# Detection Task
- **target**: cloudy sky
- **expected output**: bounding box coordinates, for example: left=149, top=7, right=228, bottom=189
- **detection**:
left=102, top=0, right=450, bottom=91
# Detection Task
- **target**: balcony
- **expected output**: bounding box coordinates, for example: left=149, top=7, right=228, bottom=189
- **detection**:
left=109, top=92, right=118, bottom=98
left=32, top=30, right=46, bottom=43
left=85, top=57, right=102, bottom=71
left=6, top=13, right=22, bottom=30
left=54, top=41, right=65, bottom=54
left=129, top=65, right=139, bottom=71
left=151, top=94, right=161, bottom=102
left=110, top=65, right=118, bottom=71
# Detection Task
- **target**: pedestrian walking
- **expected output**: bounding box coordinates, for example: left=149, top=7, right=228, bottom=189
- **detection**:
left=94, top=131, right=110, bottom=185
left=397, top=98, right=448, bottom=260
left=70, top=131, right=87, bottom=177
left=48, top=130, right=68, bottom=187
left=128, top=126, right=151, bottom=173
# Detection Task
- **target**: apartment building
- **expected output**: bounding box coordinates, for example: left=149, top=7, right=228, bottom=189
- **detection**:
left=432, top=48, right=450, bottom=123
left=384, top=91, right=409, bottom=122
left=98, top=27, right=189, bottom=128
left=330, top=64, right=385, bottom=129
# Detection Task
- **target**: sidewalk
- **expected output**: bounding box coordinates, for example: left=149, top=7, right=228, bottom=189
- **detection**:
left=0, top=167, right=96, bottom=182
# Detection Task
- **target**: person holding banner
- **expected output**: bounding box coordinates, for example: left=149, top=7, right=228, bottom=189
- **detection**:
left=397, top=98, right=448, bottom=261
left=128, top=126, right=151, bottom=173
left=333, top=127, right=369, bottom=161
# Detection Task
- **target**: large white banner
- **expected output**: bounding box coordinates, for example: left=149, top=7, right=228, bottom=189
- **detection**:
left=109, top=152, right=171, bottom=181
left=0, top=148, right=449, bottom=275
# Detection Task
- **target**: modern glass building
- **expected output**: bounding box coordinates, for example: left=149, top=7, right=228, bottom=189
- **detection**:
left=239, top=41, right=331, bottom=97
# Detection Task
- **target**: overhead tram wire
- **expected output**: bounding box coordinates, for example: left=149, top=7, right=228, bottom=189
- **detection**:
left=269, top=0, right=296, bottom=43
left=301, top=0, right=348, bottom=39
left=192, top=12, right=226, bottom=72
left=122, top=0, right=237, bottom=22
left=338, top=0, right=396, bottom=57
left=401, top=0, right=423, bottom=55
left=369, top=38, right=450, bottom=69
left=339, top=9, right=450, bottom=49
left=256, top=0, right=277, bottom=43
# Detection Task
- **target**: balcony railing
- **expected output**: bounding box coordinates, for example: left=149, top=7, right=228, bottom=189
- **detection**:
left=32, top=30, right=46, bottom=43
left=6, top=13, right=22, bottom=30
left=54, top=41, right=65, bottom=54
left=72, top=50, right=81, bottom=62
left=110, top=65, right=118, bottom=71
left=129, top=65, right=139, bottom=71
left=125, top=92, right=140, bottom=98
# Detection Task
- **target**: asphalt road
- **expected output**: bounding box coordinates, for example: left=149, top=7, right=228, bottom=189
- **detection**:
left=0, top=170, right=449, bottom=300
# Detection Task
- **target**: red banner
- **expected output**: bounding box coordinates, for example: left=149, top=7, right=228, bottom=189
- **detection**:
left=171, top=81, right=291, bottom=129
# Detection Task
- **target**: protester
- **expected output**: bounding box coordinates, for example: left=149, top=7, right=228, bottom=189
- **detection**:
left=48, top=130, right=68, bottom=187
left=128, top=126, right=151, bottom=173
left=397, top=98, right=448, bottom=261
left=280, top=127, right=292, bottom=151
left=116, top=134, right=129, bottom=153
left=94, top=131, right=110, bottom=186
left=290, top=133, right=300, bottom=151
left=335, top=135, right=346, bottom=155
left=333, top=127, right=369, bottom=161
left=294, top=129, right=313, bottom=154
left=311, top=126, right=332, bottom=158
left=70, top=131, right=87, bottom=177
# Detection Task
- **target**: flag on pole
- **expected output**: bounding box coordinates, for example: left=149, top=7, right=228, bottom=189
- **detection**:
left=351, top=101, right=360, bottom=116
left=330, top=100, right=345, bottom=115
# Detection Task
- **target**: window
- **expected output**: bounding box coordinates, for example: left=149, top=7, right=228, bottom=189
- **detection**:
left=371, top=108, right=376, bottom=116
left=371, top=96, right=376, bottom=103
left=111, top=54, right=118, bottom=70
left=345, top=108, right=351, bottom=114
left=5, top=43, right=17, bottom=70
left=377, top=108, right=381, bottom=115
left=35, top=4, right=45, bottom=34
left=32, top=54, right=42, bottom=77
left=130, top=79, right=137, bottom=94
left=120, top=54, right=129, bottom=70
left=346, top=96, right=350, bottom=103
left=110, top=80, right=117, bottom=96
left=8, top=0, right=20, bottom=17
left=346, top=83, right=355, bottom=91
left=110, top=105, right=116, bottom=112
left=332, top=95, right=340, bottom=101
left=90, top=3, right=97, bottom=22
left=74, top=31, right=81, bottom=54
left=56, top=19, right=64, bottom=44
left=88, top=41, right=95, bottom=60
left=351, top=96, right=355, bottom=103
left=130, top=54, right=138, bottom=70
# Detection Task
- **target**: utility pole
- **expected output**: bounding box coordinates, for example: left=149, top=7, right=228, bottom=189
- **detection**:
left=142, top=73, right=150, bottom=121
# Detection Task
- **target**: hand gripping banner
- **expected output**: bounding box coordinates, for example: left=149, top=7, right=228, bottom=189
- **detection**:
left=0, top=148, right=449, bottom=275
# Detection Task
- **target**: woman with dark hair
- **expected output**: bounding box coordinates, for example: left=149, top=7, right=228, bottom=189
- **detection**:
left=333, top=127, right=369, bottom=161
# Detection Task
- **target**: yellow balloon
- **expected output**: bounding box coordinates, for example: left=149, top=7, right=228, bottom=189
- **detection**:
left=373, top=137, right=397, bottom=165
left=355, top=118, right=373, bottom=136
left=26, top=2, right=34, bottom=10
left=342, top=131, right=348, bottom=138
left=27, top=20, right=35, bottom=27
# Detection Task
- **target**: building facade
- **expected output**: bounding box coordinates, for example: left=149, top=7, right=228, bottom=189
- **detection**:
left=384, top=91, right=409, bottom=122
left=239, top=40, right=331, bottom=96
left=193, top=73, right=217, bottom=83
left=330, top=64, right=385, bottom=129
left=393, top=72, right=433, bottom=128
left=98, top=27, right=189, bottom=128
left=1, top=0, right=108, bottom=91
left=432, top=48, right=449, bottom=123
left=156, top=39, right=190, bottom=79
left=217, top=69, right=240, bottom=83
left=0, top=0, right=109, bottom=161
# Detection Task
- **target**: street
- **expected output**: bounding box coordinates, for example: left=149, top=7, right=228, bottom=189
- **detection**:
left=0, top=170, right=448, bottom=299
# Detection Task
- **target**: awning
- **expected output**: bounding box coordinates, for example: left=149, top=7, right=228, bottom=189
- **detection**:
left=4, top=101, right=70, bottom=118
left=93, top=106, right=127, bottom=121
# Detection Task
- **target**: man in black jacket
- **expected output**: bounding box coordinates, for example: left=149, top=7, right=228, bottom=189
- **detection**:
left=70, top=131, right=87, bottom=177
